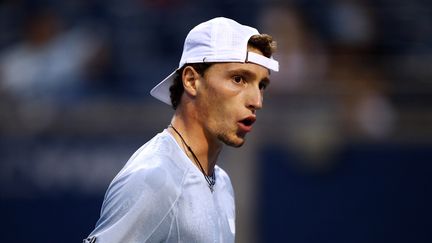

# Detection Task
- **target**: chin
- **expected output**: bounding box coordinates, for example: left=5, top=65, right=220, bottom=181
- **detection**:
left=225, top=140, right=244, bottom=148
left=219, top=134, right=245, bottom=148
left=231, top=141, right=245, bottom=148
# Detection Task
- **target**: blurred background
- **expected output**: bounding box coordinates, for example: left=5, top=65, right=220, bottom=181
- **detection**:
left=1, top=0, right=431, bottom=242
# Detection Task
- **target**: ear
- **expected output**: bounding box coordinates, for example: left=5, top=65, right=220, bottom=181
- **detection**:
left=182, top=66, right=200, bottom=97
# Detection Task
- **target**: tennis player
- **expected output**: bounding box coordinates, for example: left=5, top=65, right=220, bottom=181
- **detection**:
left=84, top=17, right=278, bottom=243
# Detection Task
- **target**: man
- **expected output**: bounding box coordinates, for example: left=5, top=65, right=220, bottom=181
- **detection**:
left=84, top=17, right=278, bottom=243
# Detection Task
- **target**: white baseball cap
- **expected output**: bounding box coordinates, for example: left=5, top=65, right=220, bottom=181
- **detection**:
left=150, top=17, right=279, bottom=106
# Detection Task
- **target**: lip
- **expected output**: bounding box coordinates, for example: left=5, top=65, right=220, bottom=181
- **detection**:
left=237, top=116, right=256, bottom=133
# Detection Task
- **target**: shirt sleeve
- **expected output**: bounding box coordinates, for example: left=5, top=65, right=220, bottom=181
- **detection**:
left=87, top=163, right=181, bottom=243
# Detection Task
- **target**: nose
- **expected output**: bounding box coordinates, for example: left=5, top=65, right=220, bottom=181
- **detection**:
left=246, top=86, right=263, bottom=112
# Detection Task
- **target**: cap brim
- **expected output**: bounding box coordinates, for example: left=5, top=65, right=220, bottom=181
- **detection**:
left=150, top=70, right=177, bottom=106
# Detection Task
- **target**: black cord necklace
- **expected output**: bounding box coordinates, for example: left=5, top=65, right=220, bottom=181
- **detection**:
left=169, top=124, right=216, bottom=192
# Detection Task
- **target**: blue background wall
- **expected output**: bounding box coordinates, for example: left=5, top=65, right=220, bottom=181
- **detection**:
left=1, top=0, right=431, bottom=242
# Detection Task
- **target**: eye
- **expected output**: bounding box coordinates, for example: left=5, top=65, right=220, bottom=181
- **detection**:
left=259, top=81, right=268, bottom=90
left=232, top=75, right=245, bottom=84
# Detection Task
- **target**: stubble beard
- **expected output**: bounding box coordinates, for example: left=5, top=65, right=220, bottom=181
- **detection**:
left=203, top=103, right=246, bottom=147
left=217, top=130, right=245, bottom=148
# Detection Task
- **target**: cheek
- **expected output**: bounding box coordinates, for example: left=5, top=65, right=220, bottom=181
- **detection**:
left=197, top=80, right=241, bottom=121
left=197, top=93, right=232, bottom=125
left=204, top=95, right=227, bottom=117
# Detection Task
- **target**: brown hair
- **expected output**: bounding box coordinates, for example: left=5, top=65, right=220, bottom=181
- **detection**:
left=169, top=34, right=276, bottom=110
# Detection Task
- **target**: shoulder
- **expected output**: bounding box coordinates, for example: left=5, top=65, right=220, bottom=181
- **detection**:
left=100, top=157, right=185, bottom=218
left=119, top=130, right=187, bottom=177
left=88, top=130, right=192, bottom=242
left=101, top=130, right=189, bottom=219
left=109, top=134, right=189, bottom=204
left=89, top=133, right=189, bottom=241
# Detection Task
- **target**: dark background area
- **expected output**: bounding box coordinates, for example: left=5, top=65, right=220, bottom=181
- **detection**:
left=1, top=0, right=431, bottom=242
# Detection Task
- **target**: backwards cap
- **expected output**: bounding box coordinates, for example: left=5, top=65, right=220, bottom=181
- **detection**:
left=150, top=17, right=279, bottom=105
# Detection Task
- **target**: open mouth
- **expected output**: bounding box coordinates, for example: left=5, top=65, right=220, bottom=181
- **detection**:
left=239, top=116, right=256, bottom=127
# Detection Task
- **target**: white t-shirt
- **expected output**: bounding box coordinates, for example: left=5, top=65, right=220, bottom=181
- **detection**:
left=86, top=129, right=236, bottom=243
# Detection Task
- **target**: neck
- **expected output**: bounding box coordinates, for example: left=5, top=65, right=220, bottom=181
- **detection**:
left=169, top=111, right=222, bottom=176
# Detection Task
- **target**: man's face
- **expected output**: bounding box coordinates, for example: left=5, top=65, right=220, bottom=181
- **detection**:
left=195, top=49, right=270, bottom=147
